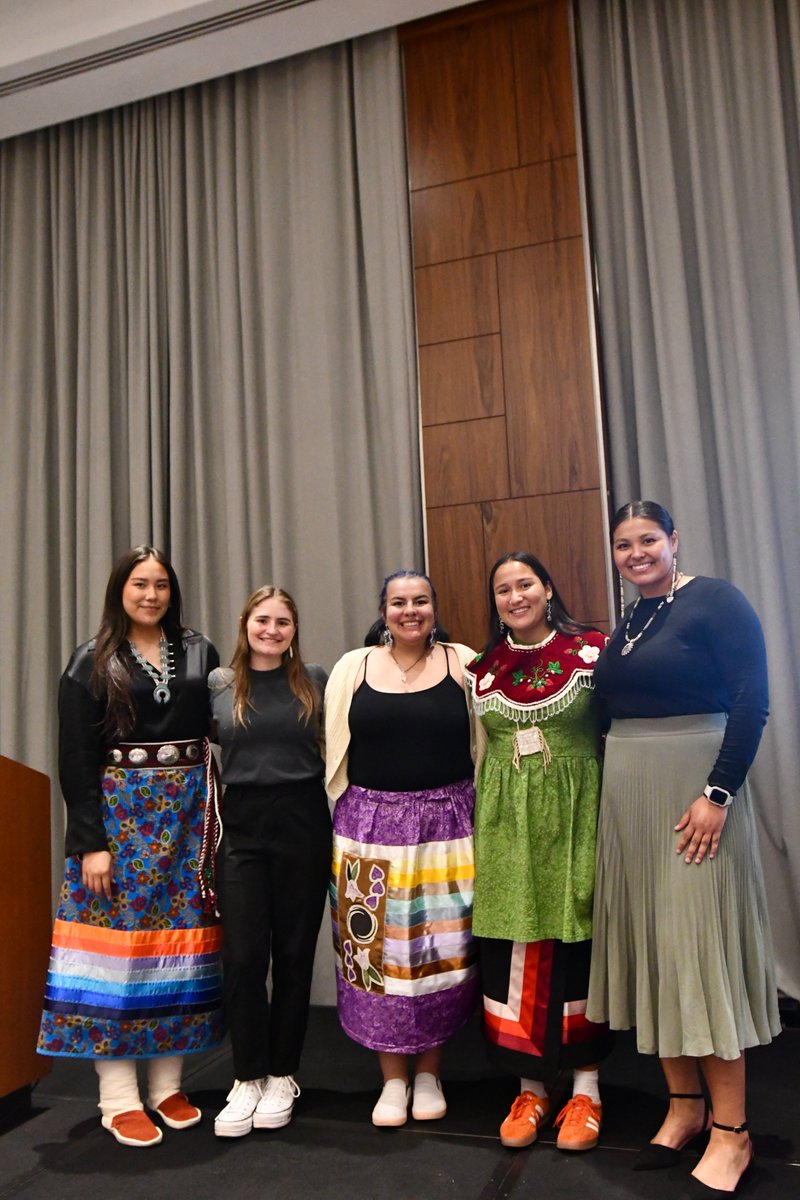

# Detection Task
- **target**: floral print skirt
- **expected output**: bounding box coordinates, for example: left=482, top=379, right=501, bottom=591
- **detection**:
left=38, top=761, right=223, bottom=1059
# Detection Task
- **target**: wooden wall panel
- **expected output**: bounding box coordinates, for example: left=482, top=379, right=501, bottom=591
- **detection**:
left=482, top=491, right=608, bottom=624
left=423, top=416, right=510, bottom=507
left=403, top=16, right=519, bottom=189
left=415, top=256, right=499, bottom=344
left=426, top=504, right=488, bottom=651
left=499, top=237, right=599, bottom=496
left=402, top=0, right=609, bottom=645
left=411, top=157, right=581, bottom=267
left=512, top=0, right=576, bottom=163
left=420, top=335, right=504, bottom=425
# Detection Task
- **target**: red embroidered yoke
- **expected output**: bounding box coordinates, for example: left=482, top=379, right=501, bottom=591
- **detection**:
left=464, top=630, right=607, bottom=724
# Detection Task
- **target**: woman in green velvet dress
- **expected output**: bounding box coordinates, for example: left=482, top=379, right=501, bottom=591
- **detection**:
left=464, top=552, right=611, bottom=1153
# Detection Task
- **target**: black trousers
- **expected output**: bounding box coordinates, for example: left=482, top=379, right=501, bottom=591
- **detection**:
left=217, top=779, right=332, bottom=1081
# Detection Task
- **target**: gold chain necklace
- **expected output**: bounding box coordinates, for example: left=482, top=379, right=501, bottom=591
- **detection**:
left=388, top=645, right=429, bottom=684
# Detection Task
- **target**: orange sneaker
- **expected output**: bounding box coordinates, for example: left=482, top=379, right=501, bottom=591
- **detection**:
left=155, top=1092, right=202, bottom=1129
left=554, top=1093, right=602, bottom=1151
left=499, top=1091, right=550, bottom=1148
left=102, top=1109, right=163, bottom=1147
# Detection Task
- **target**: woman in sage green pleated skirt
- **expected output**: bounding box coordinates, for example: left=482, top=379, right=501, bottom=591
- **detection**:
left=587, top=502, right=780, bottom=1197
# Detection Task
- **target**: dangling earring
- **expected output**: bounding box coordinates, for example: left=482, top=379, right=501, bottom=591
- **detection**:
left=381, top=626, right=393, bottom=646
left=498, top=619, right=505, bottom=634
left=618, top=573, right=626, bottom=619
left=667, top=556, right=678, bottom=604
left=288, top=643, right=294, bottom=659
left=428, top=624, right=438, bottom=648
left=546, top=597, right=552, bottom=624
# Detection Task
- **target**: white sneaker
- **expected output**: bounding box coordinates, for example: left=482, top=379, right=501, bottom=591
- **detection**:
left=372, top=1078, right=410, bottom=1127
left=412, top=1072, right=447, bottom=1120
left=253, top=1075, right=301, bottom=1130
left=214, top=1078, right=267, bottom=1138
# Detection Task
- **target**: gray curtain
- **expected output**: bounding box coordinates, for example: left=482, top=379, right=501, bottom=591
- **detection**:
left=577, top=0, right=800, bottom=997
left=0, top=29, right=422, bottom=924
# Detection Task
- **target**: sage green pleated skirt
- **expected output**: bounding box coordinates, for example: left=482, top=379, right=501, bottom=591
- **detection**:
left=586, top=715, right=780, bottom=1059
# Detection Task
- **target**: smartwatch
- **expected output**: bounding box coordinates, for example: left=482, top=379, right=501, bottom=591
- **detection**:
left=703, top=784, right=734, bottom=808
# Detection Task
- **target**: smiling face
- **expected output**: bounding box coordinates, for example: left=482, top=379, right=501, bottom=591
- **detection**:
left=121, top=557, right=171, bottom=637
left=246, top=597, right=296, bottom=669
left=492, top=559, right=552, bottom=644
left=612, top=517, right=679, bottom=598
left=383, top=576, right=435, bottom=648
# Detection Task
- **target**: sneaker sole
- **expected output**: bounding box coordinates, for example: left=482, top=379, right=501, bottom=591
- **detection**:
left=411, top=1104, right=447, bottom=1120
left=557, top=1134, right=600, bottom=1151
left=252, top=1110, right=293, bottom=1130
left=372, top=1112, right=408, bottom=1127
left=214, top=1117, right=254, bottom=1137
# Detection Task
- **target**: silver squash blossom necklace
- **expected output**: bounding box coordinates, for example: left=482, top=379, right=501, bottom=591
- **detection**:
left=128, top=631, right=175, bottom=703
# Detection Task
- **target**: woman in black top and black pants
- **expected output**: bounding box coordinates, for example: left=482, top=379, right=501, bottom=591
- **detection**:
left=210, top=585, right=330, bottom=1138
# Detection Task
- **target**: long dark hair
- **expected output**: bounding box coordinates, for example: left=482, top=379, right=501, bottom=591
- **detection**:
left=484, top=552, right=593, bottom=651
left=610, top=500, right=675, bottom=539
left=226, top=585, right=320, bottom=726
left=364, top=570, right=444, bottom=645
left=91, top=545, right=185, bottom=737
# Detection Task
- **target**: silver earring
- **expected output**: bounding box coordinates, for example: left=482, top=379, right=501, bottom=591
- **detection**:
left=288, top=643, right=294, bottom=659
left=428, top=625, right=438, bottom=648
left=546, top=598, right=552, bottom=623
left=619, top=573, right=626, bottom=619
left=667, top=556, right=678, bottom=603
left=381, top=627, right=392, bottom=646
left=498, top=619, right=505, bottom=633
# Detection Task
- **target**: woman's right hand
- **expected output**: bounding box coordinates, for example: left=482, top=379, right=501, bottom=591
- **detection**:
left=82, top=850, right=113, bottom=899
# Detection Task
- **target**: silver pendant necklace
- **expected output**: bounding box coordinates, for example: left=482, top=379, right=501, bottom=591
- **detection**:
left=129, top=631, right=175, bottom=703
left=621, top=569, right=682, bottom=656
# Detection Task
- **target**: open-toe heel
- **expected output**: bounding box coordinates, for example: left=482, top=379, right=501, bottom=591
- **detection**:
left=633, top=1091, right=710, bottom=1171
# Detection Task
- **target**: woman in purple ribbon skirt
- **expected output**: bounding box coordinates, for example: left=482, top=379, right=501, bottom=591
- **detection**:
left=325, top=571, right=483, bottom=1128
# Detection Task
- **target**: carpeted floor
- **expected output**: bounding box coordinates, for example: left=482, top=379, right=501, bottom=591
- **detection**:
left=2, top=1009, right=797, bottom=1199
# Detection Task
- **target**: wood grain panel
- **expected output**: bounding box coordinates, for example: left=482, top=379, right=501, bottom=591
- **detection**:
left=512, top=0, right=576, bottom=164
left=420, top=335, right=504, bottom=426
left=423, top=416, right=510, bottom=507
left=411, top=158, right=581, bottom=267
left=415, top=255, right=500, bottom=345
left=403, top=15, right=519, bottom=190
left=482, top=490, right=608, bottom=624
left=498, top=237, right=598, bottom=496
left=426, top=503, right=489, bottom=650
left=0, top=756, right=52, bottom=1097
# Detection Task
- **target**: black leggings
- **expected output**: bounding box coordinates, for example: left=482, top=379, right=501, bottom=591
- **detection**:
left=217, top=779, right=332, bottom=1080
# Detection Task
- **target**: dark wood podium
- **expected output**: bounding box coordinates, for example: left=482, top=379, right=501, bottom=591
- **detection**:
left=0, top=755, right=52, bottom=1117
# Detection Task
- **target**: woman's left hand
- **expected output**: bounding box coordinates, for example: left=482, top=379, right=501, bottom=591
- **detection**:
left=674, top=797, right=728, bottom=864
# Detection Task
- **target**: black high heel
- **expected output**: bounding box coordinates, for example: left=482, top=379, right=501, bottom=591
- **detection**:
left=680, top=1121, right=753, bottom=1197
left=633, top=1092, right=711, bottom=1171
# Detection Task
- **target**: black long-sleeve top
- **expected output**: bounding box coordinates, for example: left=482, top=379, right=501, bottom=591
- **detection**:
left=593, top=577, right=768, bottom=795
left=58, top=632, right=219, bottom=857
left=210, top=663, right=327, bottom=786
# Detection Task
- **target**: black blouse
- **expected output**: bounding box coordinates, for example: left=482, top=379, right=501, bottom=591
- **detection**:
left=593, top=577, right=768, bottom=794
left=59, top=632, right=219, bottom=857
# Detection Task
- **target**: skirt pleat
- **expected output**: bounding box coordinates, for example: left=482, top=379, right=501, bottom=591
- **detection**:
left=587, top=715, right=780, bottom=1059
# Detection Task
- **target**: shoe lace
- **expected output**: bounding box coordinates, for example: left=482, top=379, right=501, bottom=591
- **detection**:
left=510, top=1092, right=545, bottom=1123
left=555, top=1093, right=597, bottom=1130
left=263, top=1075, right=300, bottom=1103
left=228, top=1078, right=264, bottom=1109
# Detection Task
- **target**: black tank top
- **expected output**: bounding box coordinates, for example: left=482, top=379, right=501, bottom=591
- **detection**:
left=347, top=649, right=473, bottom=791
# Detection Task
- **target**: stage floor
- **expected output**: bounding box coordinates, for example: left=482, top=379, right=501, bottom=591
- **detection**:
left=4, top=1008, right=798, bottom=1199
